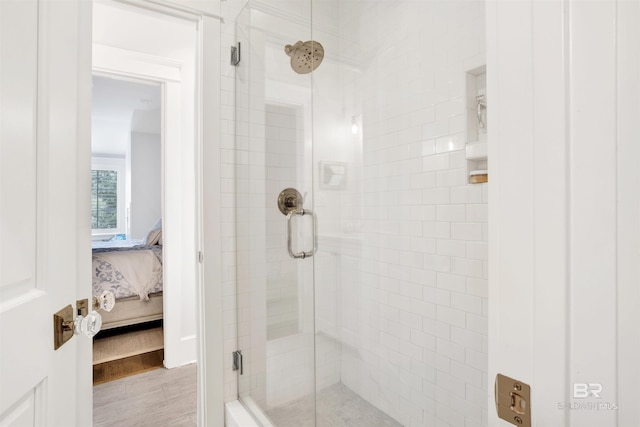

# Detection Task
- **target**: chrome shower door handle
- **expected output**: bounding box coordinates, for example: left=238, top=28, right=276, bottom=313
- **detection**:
left=286, top=208, right=317, bottom=259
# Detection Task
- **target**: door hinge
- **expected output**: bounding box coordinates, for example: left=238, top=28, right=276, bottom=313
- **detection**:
left=198, top=251, right=203, bottom=263
left=232, top=350, right=243, bottom=375
left=230, top=42, right=241, bottom=66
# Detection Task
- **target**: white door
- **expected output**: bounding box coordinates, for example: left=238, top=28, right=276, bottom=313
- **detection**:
left=488, top=1, right=640, bottom=426
left=0, top=0, right=93, bottom=425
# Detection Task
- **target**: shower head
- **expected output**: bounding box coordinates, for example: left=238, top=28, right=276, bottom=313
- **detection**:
left=284, top=41, right=324, bottom=74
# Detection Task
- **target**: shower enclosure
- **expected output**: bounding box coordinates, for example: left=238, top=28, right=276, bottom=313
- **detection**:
left=233, top=1, right=488, bottom=425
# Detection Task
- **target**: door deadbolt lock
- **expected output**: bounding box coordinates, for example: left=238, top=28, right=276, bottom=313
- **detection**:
left=495, top=373, right=531, bottom=427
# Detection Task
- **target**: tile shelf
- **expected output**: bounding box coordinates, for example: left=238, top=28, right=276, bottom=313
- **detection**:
left=465, top=141, right=487, bottom=160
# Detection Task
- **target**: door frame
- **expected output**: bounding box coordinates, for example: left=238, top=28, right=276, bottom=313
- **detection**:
left=92, top=43, right=189, bottom=366
left=89, top=0, right=224, bottom=424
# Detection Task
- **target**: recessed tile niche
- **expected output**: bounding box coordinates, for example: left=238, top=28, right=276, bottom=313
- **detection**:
left=466, top=65, right=488, bottom=184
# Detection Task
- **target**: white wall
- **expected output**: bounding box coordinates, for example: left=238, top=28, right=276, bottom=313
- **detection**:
left=92, top=119, right=129, bottom=157
left=332, top=2, right=487, bottom=426
left=129, top=132, right=161, bottom=240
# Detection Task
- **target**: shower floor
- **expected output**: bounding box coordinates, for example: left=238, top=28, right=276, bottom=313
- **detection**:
left=265, top=383, right=402, bottom=427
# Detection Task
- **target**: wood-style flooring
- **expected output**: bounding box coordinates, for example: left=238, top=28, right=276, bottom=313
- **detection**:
left=93, top=363, right=197, bottom=426
left=93, top=349, right=164, bottom=385
left=93, top=326, right=164, bottom=365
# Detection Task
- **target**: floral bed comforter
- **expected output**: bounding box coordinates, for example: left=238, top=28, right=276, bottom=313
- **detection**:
left=92, top=245, right=163, bottom=300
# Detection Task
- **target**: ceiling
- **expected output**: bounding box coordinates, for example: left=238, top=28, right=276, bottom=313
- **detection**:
left=91, top=75, right=161, bottom=155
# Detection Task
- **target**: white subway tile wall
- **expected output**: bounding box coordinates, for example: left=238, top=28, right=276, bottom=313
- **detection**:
left=221, top=0, right=488, bottom=426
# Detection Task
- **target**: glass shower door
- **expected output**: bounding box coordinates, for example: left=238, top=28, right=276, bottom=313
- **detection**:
left=235, top=2, right=318, bottom=426
left=235, top=1, right=489, bottom=426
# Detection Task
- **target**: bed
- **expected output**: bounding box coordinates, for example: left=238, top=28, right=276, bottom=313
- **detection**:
left=92, top=224, right=163, bottom=330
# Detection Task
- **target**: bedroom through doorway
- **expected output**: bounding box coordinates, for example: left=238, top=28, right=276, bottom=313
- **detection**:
left=90, top=1, right=202, bottom=424
left=90, top=74, right=165, bottom=383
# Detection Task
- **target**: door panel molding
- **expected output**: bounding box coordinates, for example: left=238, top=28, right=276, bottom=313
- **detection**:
left=488, top=1, right=640, bottom=425
left=616, top=2, right=640, bottom=425
left=0, top=382, right=45, bottom=427
left=1, top=0, right=93, bottom=425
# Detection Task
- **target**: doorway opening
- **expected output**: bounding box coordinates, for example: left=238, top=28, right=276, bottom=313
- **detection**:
left=90, top=1, right=201, bottom=425
left=90, top=74, right=164, bottom=383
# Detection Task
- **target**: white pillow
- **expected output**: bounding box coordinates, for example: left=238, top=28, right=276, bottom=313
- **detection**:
left=144, top=219, right=162, bottom=245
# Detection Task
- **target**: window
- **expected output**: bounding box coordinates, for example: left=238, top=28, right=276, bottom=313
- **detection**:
left=91, top=170, right=118, bottom=229
left=92, top=157, right=125, bottom=236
